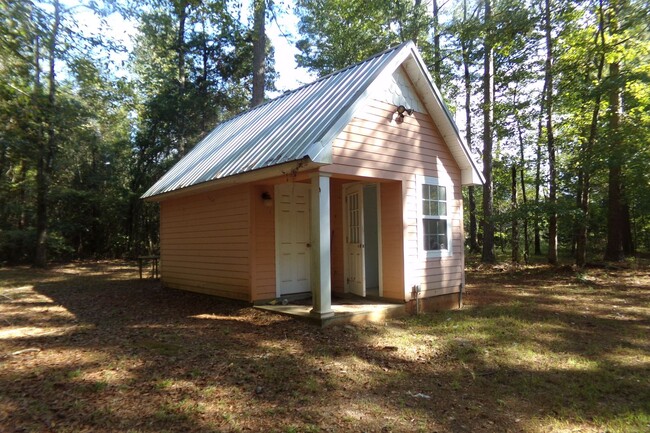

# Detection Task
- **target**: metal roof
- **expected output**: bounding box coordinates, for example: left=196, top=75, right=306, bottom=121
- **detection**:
left=142, top=41, right=483, bottom=200
left=141, top=43, right=407, bottom=199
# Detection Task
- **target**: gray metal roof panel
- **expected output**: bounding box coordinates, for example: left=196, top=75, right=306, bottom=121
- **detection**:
left=141, top=43, right=406, bottom=199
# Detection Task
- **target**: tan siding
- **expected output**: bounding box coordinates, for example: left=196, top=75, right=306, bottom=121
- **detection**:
left=330, top=179, right=346, bottom=293
left=331, top=98, right=465, bottom=301
left=251, top=185, right=276, bottom=301
left=160, top=184, right=251, bottom=300
left=379, top=181, right=405, bottom=301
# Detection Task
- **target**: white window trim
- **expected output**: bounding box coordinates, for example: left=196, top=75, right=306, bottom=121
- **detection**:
left=417, top=175, right=453, bottom=259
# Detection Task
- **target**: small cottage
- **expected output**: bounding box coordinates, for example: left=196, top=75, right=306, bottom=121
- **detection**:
left=142, top=42, right=483, bottom=320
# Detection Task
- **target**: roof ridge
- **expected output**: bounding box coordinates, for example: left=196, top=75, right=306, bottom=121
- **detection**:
left=281, top=41, right=412, bottom=97
left=218, top=41, right=413, bottom=126
left=142, top=40, right=490, bottom=200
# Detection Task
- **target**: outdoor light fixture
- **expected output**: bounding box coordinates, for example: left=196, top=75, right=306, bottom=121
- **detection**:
left=261, top=191, right=273, bottom=207
left=396, top=105, right=414, bottom=118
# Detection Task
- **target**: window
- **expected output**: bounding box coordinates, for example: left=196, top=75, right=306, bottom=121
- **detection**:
left=422, top=182, right=449, bottom=253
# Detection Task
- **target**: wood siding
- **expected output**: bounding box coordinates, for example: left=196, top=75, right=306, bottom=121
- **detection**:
left=250, top=185, right=276, bottom=301
left=329, top=99, right=465, bottom=301
left=330, top=178, right=346, bottom=294
left=379, top=181, right=405, bottom=301
left=160, top=184, right=251, bottom=300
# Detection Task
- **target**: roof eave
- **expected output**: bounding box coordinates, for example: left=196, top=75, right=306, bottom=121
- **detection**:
left=142, top=157, right=325, bottom=202
left=401, top=46, right=485, bottom=186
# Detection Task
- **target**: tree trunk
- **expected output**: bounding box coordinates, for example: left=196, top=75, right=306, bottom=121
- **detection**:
left=252, top=0, right=266, bottom=107
left=461, top=1, right=479, bottom=254
left=432, top=0, right=441, bottom=88
left=177, top=1, right=186, bottom=89
left=511, top=165, right=520, bottom=263
left=576, top=19, right=606, bottom=266
left=200, top=15, right=209, bottom=133
left=533, top=146, right=542, bottom=256
left=604, top=59, right=624, bottom=261
left=177, top=0, right=188, bottom=156
left=35, top=0, right=60, bottom=268
left=534, top=79, right=546, bottom=256
left=576, top=170, right=590, bottom=267
left=481, top=0, right=495, bottom=263
left=543, top=0, right=557, bottom=265
left=516, top=117, right=529, bottom=263
left=468, top=187, right=480, bottom=253
left=622, top=200, right=634, bottom=256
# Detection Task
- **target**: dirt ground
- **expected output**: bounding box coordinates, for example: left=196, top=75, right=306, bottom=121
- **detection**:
left=0, top=260, right=648, bottom=433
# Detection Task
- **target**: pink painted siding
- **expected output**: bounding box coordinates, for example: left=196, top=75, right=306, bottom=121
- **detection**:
left=160, top=184, right=251, bottom=300
left=330, top=178, right=346, bottom=294
left=329, top=99, right=465, bottom=300
left=379, top=181, right=405, bottom=301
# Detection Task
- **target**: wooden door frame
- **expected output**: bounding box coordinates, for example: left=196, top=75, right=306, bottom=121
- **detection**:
left=342, top=182, right=383, bottom=297
left=274, top=182, right=311, bottom=298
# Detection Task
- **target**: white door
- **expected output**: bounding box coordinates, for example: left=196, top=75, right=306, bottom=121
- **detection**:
left=344, top=184, right=365, bottom=296
left=275, top=183, right=311, bottom=296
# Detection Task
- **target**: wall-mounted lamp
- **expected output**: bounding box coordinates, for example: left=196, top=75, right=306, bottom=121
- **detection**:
left=261, top=191, right=273, bottom=207
left=396, top=105, right=414, bottom=119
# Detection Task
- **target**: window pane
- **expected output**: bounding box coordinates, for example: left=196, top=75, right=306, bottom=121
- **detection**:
left=438, top=224, right=448, bottom=249
left=422, top=182, right=449, bottom=252
left=423, top=219, right=448, bottom=250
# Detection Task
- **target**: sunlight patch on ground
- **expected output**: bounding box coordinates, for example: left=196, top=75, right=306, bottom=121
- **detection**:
left=189, top=313, right=252, bottom=322
left=256, top=339, right=306, bottom=357
left=0, top=284, right=79, bottom=343
left=1, top=285, right=35, bottom=297
left=80, top=367, right=139, bottom=387
left=0, top=325, right=77, bottom=340
left=534, top=417, right=602, bottom=433
left=603, top=346, right=650, bottom=367
left=370, top=324, right=438, bottom=355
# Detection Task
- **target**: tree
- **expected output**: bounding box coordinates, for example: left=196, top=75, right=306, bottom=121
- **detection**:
left=603, top=0, right=624, bottom=261
left=543, top=0, right=558, bottom=265
left=481, top=0, right=496, bottom=263
left=450, top=0, right=482, bottom=254
left=128, top=0, right=269, bottom=254
left=252, top=0, right=266, bottom=106
left=0, top=0, right=138, bottom=264
left=570, top=0, right=607, bottom=267
left=295, top=0, right=434, bottom=76
left=34, top=0, right=61, bottom=267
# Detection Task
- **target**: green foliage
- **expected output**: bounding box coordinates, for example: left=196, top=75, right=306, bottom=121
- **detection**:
left=127, top=0, right=266, bottom=255
left=0, top=0, right=648, bottom=264
left=0, top=0, right=271, bottom=262
left=295, top=0, right=434, bottom=75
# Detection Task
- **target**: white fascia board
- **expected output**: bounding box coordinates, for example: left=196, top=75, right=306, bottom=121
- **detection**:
left=402, top=48, right=484, bottom=186
left=143, top=158, right=324, bottom=202
left=307, top=44, right=414, bottom=165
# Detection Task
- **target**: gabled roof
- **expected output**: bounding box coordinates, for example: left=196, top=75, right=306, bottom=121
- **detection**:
left=142, top=42, right=483, bottom=200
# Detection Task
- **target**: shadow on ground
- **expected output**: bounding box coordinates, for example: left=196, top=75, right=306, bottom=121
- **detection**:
left=0, top=261, right=648, bottom=432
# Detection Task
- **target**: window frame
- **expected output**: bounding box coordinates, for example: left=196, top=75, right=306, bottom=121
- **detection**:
left=418, top=175, right=453, bottom=259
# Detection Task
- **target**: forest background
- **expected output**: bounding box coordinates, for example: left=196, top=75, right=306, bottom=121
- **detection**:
left=0, top=0, right=648, bottom=268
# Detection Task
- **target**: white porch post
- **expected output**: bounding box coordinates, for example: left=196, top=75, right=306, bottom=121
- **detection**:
left=310, top=173, right=334, bottom=318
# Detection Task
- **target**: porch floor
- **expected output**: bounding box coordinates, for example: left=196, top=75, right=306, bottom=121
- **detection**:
left=254, top=294, right=407, bottom=327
